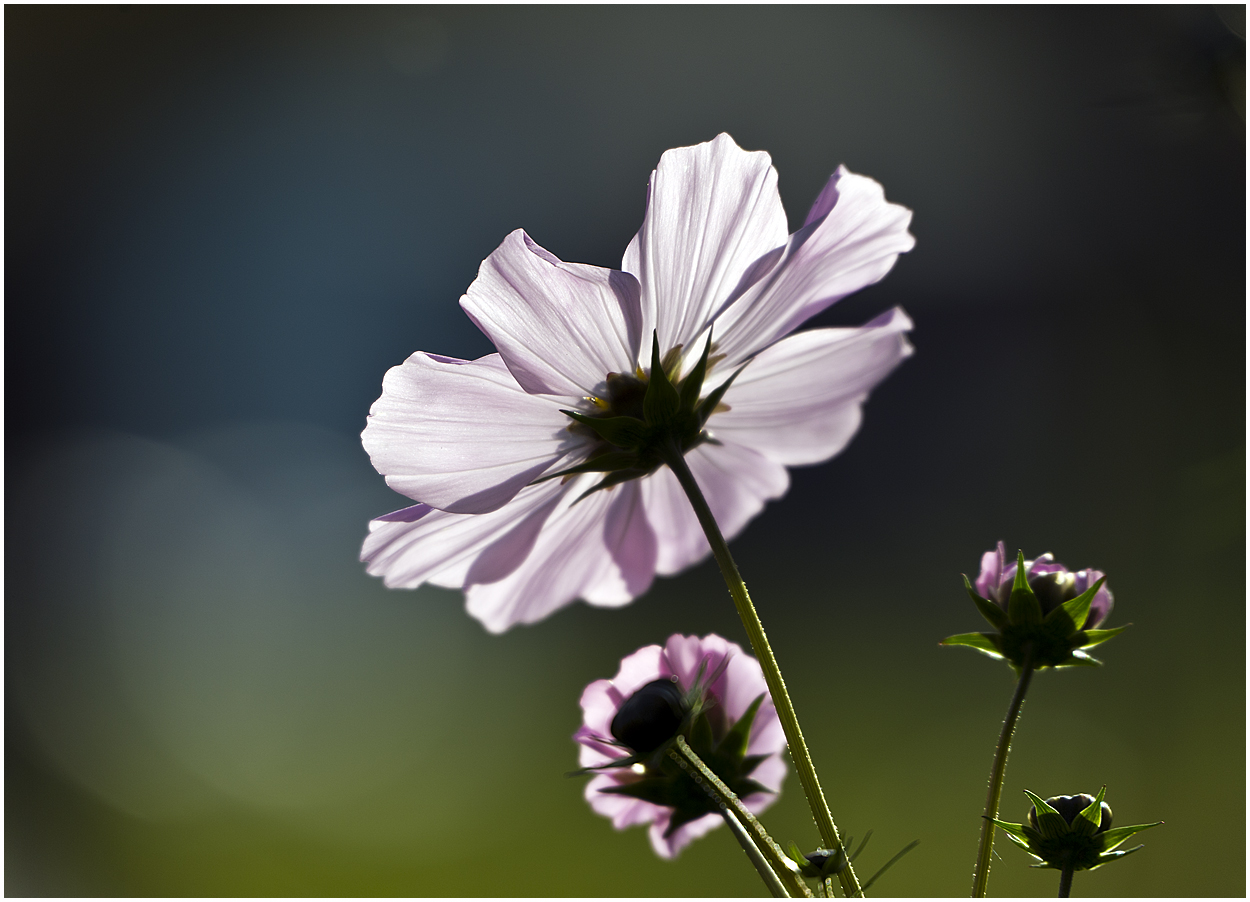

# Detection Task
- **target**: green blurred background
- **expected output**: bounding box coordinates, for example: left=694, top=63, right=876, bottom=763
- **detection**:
left=7, top=5, right=1244, bottom=896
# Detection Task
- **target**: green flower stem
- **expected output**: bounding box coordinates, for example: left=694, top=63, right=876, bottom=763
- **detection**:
left=664, top=447, right=862, bottom=898
left=672, top=736, right=813, bottom=899
left=720, top=807, right=789, bottom=898
left=1057, top=867, right=1074, bottom=898
left=971, top=647, right=1036, bottom=898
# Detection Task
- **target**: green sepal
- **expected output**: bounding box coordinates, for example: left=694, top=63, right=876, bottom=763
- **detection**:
left=643, top=333, right=681, bottom=426
left=689, top=706, right=715, bottom=753
left=1045, top=576, right=1106, bottom=632
left=1091, top=844, right=1145, bottom=868
left=1078, top=625, right=1130, bottom=648
left=1098, top=822, right=1162, bottom=852
left=1060, top=648, right=1103, bottom=667
left=1023, top=790, right=1069, bottom=840
left=739, top=753, right=768, bottom=777
left=599, top=776, right=681, bottom=806
left=1001, top=831, right=1036, bottom=855
left=940, top=632, right=1005, bottom=659
left=561, top=410, right=647, bottom=449
left=571, top=467, right=653, bottom=504
left=1072, top=785, right=1107, bottom=837
left=679, top=331, right=713, bottom=415
left=533, top=451, right=644, bottom=483
left=1007, top=550, right=1044, bottom=625
left=696, top=363, right=749, bottom=425
left=986, top=817, right=1030, bottom=841
left=965, top=574, right=1010, bottom=630
left=717, top=693, right=764, bottom=761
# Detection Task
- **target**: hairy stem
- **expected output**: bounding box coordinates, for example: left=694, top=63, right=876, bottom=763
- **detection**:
left=720, top=808, right=790, bottom=898
left=672, top=736, right=812, bottom=899
left=664, top=448, right=862, bottom=897
left=971, top=649, right=1035, bottom=897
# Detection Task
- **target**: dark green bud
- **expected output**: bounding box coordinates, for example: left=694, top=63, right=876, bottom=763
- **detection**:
left=610, top=678, right=687, bottom=754
left=990, top=787, right=1161, bottom=874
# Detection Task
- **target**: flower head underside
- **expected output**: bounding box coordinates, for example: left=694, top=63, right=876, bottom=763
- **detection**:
left=361, top=133, right=915, bottom=632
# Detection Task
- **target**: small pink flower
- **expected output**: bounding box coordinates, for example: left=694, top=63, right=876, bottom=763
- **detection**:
left=574, top=633, right=786, bottom=859
left=975, top=541, right=1114, bottom=629
left=361, top=133, right=915, bottom=631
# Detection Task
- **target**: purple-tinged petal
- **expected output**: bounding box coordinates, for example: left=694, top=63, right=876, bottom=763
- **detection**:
left=1072, top=569, right=1114, bottom=628
left=621, top=133, right=789, bottom=354
left=640, top=442, right=790, bottom=576
left=975, top=541, right=1009, bottom=604
left=608, top=643, right=671, bottom=704
left=360, top=479, right=567, bottom=591
left=461, top=230, right=643, bottom=396
left=463, top=478, right=657, bottom=633
left=362, top=352, right=573, bottom=514
left=649, top=812, right=723, bottom=860
left=711, top=166, right=915, bottom=367
left=708, top=308, right=913, bottom=466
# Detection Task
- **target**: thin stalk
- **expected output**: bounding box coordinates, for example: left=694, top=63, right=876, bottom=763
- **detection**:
left=720, top=808, right=790, bottom=898
left=1057, top=866, right=1074, bottom=898
left=671, top=736, right=813, bottom=898
left=971, top=649, right=1036, bottom=897
left=664, top=448, right=862, bottom=898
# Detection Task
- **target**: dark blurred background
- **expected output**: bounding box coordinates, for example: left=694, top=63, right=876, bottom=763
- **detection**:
left=6, top=5, right=1244, bottom=896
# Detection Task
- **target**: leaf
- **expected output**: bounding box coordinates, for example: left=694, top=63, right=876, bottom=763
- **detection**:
left=717, top=693, right=764, bottom=761
left=859, top=839, right=920, bottom=893
left=679, top=330, right=713, bottom=414
left=643, top=332, right=681, bottom=426
left=1073, top=785, right=1107, bottom=837
left=965, top=574, right=1010, bottom=630
left=1078, top=625, right=1130, bottom=648
left=939, top=632, right=1005, bottom=659
left=1007, top=550, right=1043, bottom=625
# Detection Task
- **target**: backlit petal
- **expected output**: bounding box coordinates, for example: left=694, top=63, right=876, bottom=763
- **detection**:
left=362, top=352, right=573, bottom=514
left=709, top=308, right=913, bottom=466
left=622, top=134, right=789, bottom=354
left=641, top=442, right=790, bottom=576
left=464, top=478, right=657, bottom=633
left=461, top=229, right=643, bottom=396
left=712, top=166, right=915, bottom=366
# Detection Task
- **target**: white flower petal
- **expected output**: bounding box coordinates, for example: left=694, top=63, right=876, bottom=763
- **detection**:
left=461, top=230, right=643, bottom=396
left=362, top=352, right=575, bottom=514
left=711, top=167, right=915, bottom=366
left=640, top=442, right=790, bottom=576
left=622, top=133, right=789, bottom=354
left=360, top=479, right=568, bottom=590
left=464, top=478, right=657, bottom=633
left=710, top=308, right=914, bottom=466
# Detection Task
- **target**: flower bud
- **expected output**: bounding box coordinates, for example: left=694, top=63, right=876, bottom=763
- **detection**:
left=1028, top=793, right=1111, bottom=834
left=990, top=787, right=1161, bottom=874
left=610, top=678, right=687, bottom=754
left=942, top=543, right=1128, bottom=670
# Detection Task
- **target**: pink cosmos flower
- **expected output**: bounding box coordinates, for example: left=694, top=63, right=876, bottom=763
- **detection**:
left=573, top=633, right=786, bottom=859
left=361, top=133, right=915, bottom=632
left=975, top=541, right=1114, bottom=629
